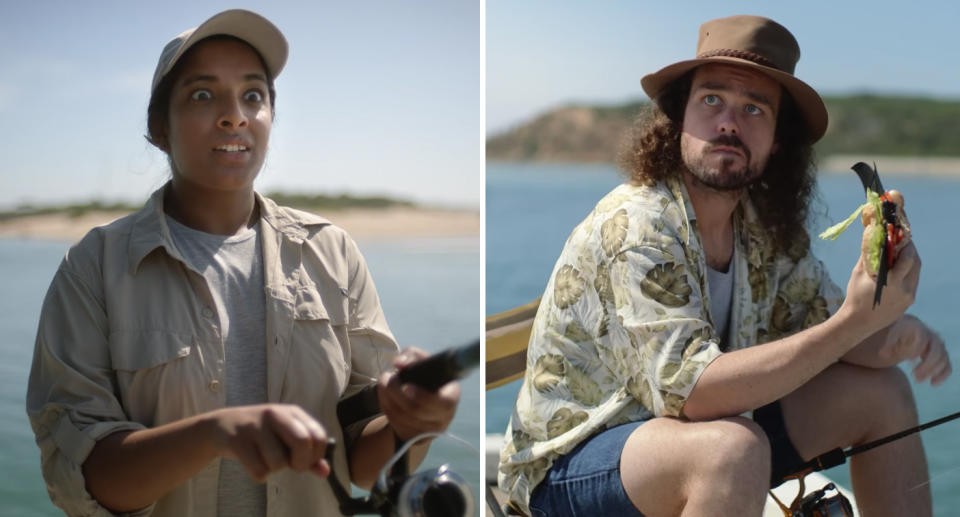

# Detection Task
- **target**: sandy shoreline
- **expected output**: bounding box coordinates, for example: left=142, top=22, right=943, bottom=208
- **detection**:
left=0, top=206, right=479, bottom=243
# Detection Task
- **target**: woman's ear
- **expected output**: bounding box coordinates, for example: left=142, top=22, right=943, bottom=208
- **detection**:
left=146, top=123, right=170, bottom=153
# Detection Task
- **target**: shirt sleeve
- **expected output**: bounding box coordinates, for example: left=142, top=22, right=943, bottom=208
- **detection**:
left=340, top=237, right=400, bottom=449
left=607, top=233, right=724, bottom=418
left=26, top=264, right=152, bottom=517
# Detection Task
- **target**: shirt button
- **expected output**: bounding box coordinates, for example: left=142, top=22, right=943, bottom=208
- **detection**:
left=202, top=307, right=214, bottom=318
left=209, top=380, right=221, bottom=393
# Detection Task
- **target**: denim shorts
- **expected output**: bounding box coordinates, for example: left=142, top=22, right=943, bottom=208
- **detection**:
left=527, top=401, right=804, bottom=516
left=528, top=421, right=645, bottom=517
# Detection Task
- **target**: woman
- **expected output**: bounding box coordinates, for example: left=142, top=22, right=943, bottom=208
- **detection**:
left=26, top=9, right=459, bottom=517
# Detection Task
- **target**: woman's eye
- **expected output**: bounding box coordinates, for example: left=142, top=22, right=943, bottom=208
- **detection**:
left=244, top=90, right=264, bottom=103
left=704, top=94, right=720, bottom=106
left=190, top=89, right=212, bottom=101
left=745, top=104, right=763, bottom=115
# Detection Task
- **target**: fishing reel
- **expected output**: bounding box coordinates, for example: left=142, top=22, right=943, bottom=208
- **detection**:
left=791, top=483, right=853, bottom=517
left=330, top=341, right=481, bottom=516
left=326, top=433, right=477, bottom=517
left=770, top=472, right=853, bottom=517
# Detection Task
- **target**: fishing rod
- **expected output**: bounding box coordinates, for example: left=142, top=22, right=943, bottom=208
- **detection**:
left=772, top=408, right=960, bottom=516
left=801, top=408, right=960, bottom=474
left=337, top=340, right=481, bottom=429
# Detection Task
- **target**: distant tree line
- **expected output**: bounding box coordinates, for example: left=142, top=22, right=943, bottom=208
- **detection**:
left=820, top=95, right=960, bottom=156
left=0, top=193, right=414, bottom=221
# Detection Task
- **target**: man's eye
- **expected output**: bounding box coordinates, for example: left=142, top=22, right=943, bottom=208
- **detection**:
left=244, top=90, right=264, bottom=103
left=745, top=104, right=763, bottom=115
left=704, top=94, right=720, bottom=106
left=190, top=90, right=212, bottom=101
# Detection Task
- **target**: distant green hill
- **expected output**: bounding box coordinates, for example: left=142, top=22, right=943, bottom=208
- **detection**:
left=487, top=95, right=960, bottom=163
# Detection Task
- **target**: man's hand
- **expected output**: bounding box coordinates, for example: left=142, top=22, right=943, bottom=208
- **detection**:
left=209, top=404, right=330, bottom=482
left=377, top=347, right=460, bottom=442
left=840, top=193, right=921, bottom=335
left=879, top=314, right=952, bottom=386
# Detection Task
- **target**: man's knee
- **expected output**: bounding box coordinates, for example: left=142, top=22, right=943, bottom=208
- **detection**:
left=621, top=417, right=770, bottom=469
left=623, top=417, right=771, bottom=478
left=869, top=366, right=919, bottom=423
left=700, top=417, right=771, bottom=474
left=620, top=417, right=770, bottom=515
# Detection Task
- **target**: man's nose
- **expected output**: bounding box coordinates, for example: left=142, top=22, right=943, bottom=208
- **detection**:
left=716, top=108, right=739, bottom=135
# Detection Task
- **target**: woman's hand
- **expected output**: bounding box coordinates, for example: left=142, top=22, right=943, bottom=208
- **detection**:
left=376, top=347, right=461, bottom=442
left=208, top=404, right=330, bottom=482
left=879, top=314, right=952, bottom=386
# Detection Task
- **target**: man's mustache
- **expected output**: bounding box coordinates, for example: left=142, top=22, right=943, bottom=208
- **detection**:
left=705, top=135, right=751, bottom=161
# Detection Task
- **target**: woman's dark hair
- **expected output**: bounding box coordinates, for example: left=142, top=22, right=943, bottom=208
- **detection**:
left=617, top=71, right=817, bottom=255
left=146, top=35, right=277, bottom=151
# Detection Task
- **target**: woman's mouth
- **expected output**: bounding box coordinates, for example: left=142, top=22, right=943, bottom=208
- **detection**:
left=214, top=144, right=249, bottom=152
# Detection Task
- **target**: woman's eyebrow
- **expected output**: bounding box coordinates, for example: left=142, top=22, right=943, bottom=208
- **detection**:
left=181, top=74, right=217, bottom=87
left=180, top=73, right=268, bottom=87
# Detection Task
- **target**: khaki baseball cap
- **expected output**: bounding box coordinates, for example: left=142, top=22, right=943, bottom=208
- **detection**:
left=151, top=9, right=288, bottom=94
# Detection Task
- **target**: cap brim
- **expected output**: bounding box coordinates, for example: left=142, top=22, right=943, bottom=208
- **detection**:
left=641, top=57, right=827, bottom=143
left=155, top=9, right=288, bottom=91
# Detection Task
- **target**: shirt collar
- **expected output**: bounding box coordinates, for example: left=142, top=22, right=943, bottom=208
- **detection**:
left=666, top=177, right=698, bottom=247
left=666, top=176, right=768, bottom=267
left=127, top=182, right=332, bottom=274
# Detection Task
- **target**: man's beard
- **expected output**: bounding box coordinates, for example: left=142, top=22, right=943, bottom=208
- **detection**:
left=681, top=134, right=765, bottom=192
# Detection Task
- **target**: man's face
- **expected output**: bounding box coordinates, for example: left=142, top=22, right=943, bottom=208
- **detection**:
left=165, top=38, right=273, bottom=192
left=680, top=63, right=781, bottom=192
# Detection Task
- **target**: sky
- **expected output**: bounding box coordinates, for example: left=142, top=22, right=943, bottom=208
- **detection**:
left=487, top=0, right=960, bottom=135
left=0, top=1, right=481, bottom=209
left=4, top=2, right=959, bottom=209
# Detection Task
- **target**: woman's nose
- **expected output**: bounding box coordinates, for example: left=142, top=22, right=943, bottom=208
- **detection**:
left=217, top=99, right=248, bottom=129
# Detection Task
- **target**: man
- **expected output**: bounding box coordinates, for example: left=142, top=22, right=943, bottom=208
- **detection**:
left=499, top=15, right=950, bottom=517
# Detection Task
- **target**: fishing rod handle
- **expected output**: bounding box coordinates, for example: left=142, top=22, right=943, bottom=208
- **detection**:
left=397, top=340, right=480, bottom=392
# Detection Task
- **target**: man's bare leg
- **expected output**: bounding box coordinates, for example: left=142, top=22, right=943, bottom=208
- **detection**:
left=620, top=416, right=770, bottom=516
left=780, top=362, right=931, bottom=517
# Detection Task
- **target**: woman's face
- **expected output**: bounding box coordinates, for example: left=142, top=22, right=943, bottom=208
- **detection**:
left=165, top=38, right=272, bottom=192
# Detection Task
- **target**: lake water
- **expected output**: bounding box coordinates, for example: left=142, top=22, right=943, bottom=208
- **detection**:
left=0, top=233, right=481, bottom=516
left=486, top=162, right=960, bottom=515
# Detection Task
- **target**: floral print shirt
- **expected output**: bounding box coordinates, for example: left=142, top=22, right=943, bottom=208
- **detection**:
left=498, top=179, right=844, bottom=513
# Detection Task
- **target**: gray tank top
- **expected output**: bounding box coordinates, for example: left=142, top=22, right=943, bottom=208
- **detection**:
left=166, top=215, right=267, bottom=517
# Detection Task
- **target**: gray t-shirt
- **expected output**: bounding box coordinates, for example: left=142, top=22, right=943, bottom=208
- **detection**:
left=707, top=253, right=735, bottom=349
left=167, top=215, right=267, bottom=517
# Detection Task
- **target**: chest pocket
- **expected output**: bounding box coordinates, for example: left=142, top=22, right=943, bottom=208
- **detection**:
left=109, top=330, right=201, bottom=426
left=288, top=282, right=350, bottom=400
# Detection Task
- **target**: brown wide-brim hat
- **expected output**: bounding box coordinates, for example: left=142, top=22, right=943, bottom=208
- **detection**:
left=641, top=15, right=827, bottom=143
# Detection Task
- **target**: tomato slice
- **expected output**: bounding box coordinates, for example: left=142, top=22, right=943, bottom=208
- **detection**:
left=886, top=223, right=897, bottom=268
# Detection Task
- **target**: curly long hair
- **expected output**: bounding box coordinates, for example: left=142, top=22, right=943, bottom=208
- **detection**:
left=618, top=72, right=817, bottom=255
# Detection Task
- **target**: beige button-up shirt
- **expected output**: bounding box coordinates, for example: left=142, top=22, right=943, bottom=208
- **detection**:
left=499, top=179, right=844, bottom=513
left=26, top=185, right=399, bottom=517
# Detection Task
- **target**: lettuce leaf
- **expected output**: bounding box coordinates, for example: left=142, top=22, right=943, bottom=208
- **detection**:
left=818, top=203, right=866, bottom=241
left=819, top=190, right=885, bottom=271
left=866, top=212, right=885, bottom=272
